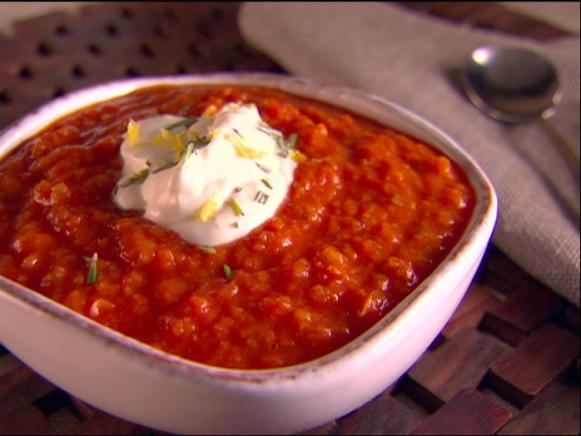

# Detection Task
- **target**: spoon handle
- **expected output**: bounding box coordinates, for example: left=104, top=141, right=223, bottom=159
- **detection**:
left=539, top=118, right=580, bottom=224
left=541, top=118, right=581, bottom=167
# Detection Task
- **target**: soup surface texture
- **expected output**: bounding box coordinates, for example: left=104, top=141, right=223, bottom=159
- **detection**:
left=0, top=85, right=475, bottom=369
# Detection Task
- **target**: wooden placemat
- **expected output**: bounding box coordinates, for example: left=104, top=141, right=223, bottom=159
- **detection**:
left=0, top=3, right=579, bottom=435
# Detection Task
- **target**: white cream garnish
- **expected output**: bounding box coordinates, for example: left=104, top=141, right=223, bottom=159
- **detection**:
left=113, top=103, right=301, bottom=246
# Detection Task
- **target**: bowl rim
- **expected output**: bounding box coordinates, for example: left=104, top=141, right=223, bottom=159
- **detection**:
left=0, top=72, right=498, bottom=384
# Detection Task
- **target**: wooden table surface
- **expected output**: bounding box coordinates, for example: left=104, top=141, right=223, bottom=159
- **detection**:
left=0, top=3, right=579, bottom=435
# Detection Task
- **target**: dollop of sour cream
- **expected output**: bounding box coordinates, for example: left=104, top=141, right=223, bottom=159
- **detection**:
left=113, top=103, right=303, bottom=246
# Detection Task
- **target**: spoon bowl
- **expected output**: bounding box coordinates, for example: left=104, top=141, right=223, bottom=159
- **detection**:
left=462, top=44, right=579, bottom=222
left=462, top=45, right=562, bottom=123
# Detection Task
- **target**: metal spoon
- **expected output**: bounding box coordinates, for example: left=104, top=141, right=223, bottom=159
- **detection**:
left=462, top=45, right=562, bottom=122
left=462, top=45, right=579, bottom=223
left=462, top=45, right=579, bottom=165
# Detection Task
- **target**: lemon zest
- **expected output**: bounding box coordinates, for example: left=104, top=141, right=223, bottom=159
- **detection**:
left=226, top=133, right=267, bottom=159
left=126, top=119, right=141, bottom=146
left=195, top=191, right=223, bottom=222
left=202, top=104, right=218, bottom=116
left=154, top=128, right=186, bottom=157
left=289, top=149, right=307, bottom=163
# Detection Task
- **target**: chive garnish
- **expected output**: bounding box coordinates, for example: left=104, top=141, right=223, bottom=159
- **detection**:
left=166, top=117, right=199, bottom=131
left=257, top=122, right=298, bottom=158
left=178, top=137, right=211, bottom=160
left=277, top=132, right=298, bottom=158
left=257, top=123, right=278, bottom=139
left=152, top=160, right=179, bottom=174
left=184, top=141, right=196, bottom=158
left=192, top=136, right=211, bottom=150
left=198, top=246, right=216, bottom=254
left=255, top=162, right=272, bottom=174
left=254, top=190, right=270, bottom=205
left=150, top=136, right=211, bottom=175
left=85, top=252, right=98, bottom=285
left=229, top=199, right=245, bottom=216
left=261, top=179, right=273, bottom=189
left=118, top=168, right=149, bottom=188
left=223, top=263, right=233, bottom=280
left=286, top=132, right=298, bottom=148
left=131, top=135, right=211, bottom=179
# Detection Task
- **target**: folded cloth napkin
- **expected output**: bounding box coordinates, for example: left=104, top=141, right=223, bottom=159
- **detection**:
left=239, top=2, right=580, bottom=306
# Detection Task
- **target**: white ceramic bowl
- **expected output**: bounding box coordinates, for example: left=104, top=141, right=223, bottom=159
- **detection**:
left=0, top=73, right=497, bottom=435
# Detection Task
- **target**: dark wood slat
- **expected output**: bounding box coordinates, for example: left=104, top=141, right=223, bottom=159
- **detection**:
left=0, top=369, right=57, bottom=420
left=408, top=328, right=506, bottom=403
left=398, top=2, right=573, bottom=40
left=299, top=421, right=337, bottom=435
left=497, top=382, right=580, bottom=435
left=409, top=388, right=512, bottom=435
left=0, top=2, right=282, bottom=132
left=335, top=391, right=428, bottom=435
left=489, top=323, right=580, bottom=407
left=0, top=364, right=37, bottom=398
left=485, top=287, right=563, bottom=334
left=0, top=405, right=54, bottom=435
left=77, top=413, right=145, bottom=435
left=476, top=245, right=541, bottom=298
left=442, top=283, right=503, bottom=337
left=563, top=303, right=580, bottom=336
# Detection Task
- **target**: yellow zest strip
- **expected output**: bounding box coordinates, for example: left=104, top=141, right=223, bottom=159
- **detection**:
left=194, top=191, right=223, bottom=222
left=289, top=150, right=307, bottom=163
left=126, top=119, right=141, bottom=146
left=226, top=133, right=267, bottom=159
left=154, top=128, right=186, bottom=157
left=202, top=104, right=218, bottom=116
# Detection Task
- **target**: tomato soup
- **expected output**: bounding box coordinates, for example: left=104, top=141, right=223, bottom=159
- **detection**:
left=0, top=85, right=475, bottom=369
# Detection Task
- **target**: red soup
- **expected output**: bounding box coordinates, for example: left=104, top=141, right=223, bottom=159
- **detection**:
left=0, top=85, right=475, bottom=369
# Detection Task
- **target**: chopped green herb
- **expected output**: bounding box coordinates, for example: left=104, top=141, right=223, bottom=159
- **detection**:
left=254, top=190, right=270, bottom=205
left=278, top=132, right=299, bottom=158
left=85, top=252, right=98, bottom=285
left=198, top=246, right=216, bottom=254
left=178, top=141, right=195, bottom=160
left=233, top=128, right=243, bottom=138
left=191, top=136, right=211, bottom=150
left=255, top=162, right=272, bottom=174
left=152, top=160, right=179, bottom=174
left=286, top=132, right=298, bottom=148
left=153, top=136, right=211, bottom=174
left=230, top=222, right=239, bottom=228
left=261, top=179, right=273, bottom=189
left=223, top=263, right=233, bottom=280
left=166, top=117, right=199, bottom=131
left=257, top=123, right=272, bottom=136
left=258, top=122, right=298, bottom=158
left=118, top=168, right=149, bottom=188
left=229, top=199, right=245, bottom=216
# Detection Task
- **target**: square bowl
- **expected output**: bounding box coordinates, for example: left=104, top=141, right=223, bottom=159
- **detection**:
left=0, top=73, right=497, bottom=434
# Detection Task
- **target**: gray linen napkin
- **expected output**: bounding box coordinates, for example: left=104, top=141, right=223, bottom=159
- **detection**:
left=239, top=2, right=580, bottom=306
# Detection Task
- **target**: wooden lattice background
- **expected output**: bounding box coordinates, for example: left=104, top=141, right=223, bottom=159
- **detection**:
left=0, top=2, right=579, bottom=435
